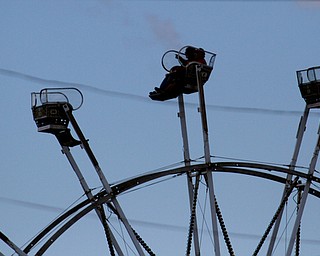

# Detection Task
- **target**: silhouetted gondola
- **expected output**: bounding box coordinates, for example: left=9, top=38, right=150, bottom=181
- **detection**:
left=297, top=66, right=320, bottom=105
left=31, top=88, right=83, bottom=147
left=149, top=46, right=216, bottom=101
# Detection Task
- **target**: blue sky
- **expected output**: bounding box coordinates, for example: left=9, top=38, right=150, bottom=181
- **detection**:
left=1, top=0, right=320, bottom=255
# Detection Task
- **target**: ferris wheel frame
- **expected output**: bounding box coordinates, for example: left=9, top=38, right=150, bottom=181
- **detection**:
left=19, top=161, right=320, bottom=255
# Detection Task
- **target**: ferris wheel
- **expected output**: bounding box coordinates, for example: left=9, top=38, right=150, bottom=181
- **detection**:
left=1, top=47, right=320, bottom=256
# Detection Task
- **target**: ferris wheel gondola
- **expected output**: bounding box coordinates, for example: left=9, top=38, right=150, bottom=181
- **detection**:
left=149, top=45, right=216, bottom=101
left=31, top=88, right=83, bottom=147
left=297, top=66, right=320, bottom=105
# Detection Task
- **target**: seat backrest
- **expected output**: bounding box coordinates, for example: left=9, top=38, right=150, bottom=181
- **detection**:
left=183, top=63, right=213, bottom=94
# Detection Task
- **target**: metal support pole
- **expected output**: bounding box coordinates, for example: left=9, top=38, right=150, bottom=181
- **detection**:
left=267, top=105, right=310, bottom=254
left=0, top=231, right=28, bottom=256
left=61, top=146, right=123, bottom=256
left=178, top=94, right=191, bottom=166
left=286, top=120, right=320, bottom=256
left=63, top=104, right=145, bottom=256
left=178, top=94, right=201, bottom=256
left=295, top=189, right=302, bottom=256
left=196, top=65, right=221, bottom=256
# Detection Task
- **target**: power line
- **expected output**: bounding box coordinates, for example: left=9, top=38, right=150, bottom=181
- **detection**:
left=0, top=68, right=314, bottom=117
left=0, top=68, right=146, bottom=102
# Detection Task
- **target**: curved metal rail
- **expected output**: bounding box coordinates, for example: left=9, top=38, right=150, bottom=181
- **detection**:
left=20, top=161, right=320, bottom=255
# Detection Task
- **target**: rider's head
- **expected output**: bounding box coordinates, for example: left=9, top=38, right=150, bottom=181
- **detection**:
left=194, top=48, right=205, bottom=60
left=185, top=46, right=196, bottom=60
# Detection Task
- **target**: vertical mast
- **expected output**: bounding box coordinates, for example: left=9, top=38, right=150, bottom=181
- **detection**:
left=178, top=94, right=201, bottom=255
left=63, top=103, right=145, bottom=256
left=61, top=146, right=124, bottom=256
left=196, top=65, right=221, bottom=256
left=286, top=117, right=320, bottom=256
left=270, top=66, right=320, bottom=255
left=267, top=105, right=309, bottom=254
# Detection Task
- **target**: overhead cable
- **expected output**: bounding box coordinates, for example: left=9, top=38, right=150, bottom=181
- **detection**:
left=0, top=68, right=314, bottom=117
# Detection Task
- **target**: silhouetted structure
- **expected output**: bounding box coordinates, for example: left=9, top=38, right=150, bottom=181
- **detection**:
left=297, top=66, right=320, bottom=104
left=149, top=45, right=216, bottom=101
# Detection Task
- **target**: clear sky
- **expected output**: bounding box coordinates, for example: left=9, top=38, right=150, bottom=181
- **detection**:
left=1, top=0, right=320, bottom=255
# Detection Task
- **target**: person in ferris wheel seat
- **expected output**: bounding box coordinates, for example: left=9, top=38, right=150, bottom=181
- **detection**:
left=149, top=47, right=206, bottom=100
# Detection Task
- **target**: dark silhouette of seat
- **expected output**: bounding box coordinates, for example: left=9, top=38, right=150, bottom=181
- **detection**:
left=31, top=88, right=83, bottom=147
left=297, top=66, right=320, bottom=105
left=149, top=46, right=216, bottom=101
